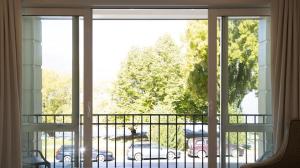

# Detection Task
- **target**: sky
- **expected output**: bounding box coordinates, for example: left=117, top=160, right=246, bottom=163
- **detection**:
left=92, top=20, right=187, bottom=83
left=41, top=18, right=258, bottom=115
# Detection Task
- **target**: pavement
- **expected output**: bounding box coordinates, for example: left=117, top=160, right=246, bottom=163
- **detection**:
left=49, top=153, right=254, bottom=168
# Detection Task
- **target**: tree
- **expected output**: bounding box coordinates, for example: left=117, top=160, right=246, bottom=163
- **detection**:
left=183, top=19, right=259, bottom=114
left=112, top=20, right=259, bottom=146
left=184, top=20, right=259, bottom=145
left=42, top=70, right=72, bottom=123
left=112, top=34, right=184, bottom=115
left=112, top=34, right=186, bottom=148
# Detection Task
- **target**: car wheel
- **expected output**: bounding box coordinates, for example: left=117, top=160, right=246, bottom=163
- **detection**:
left=97, top=154, right=105, bottom=162
left=197, top=151, right=206, bottom=158
left=64, top=155, right=71, bottom=162
left=231, top=149, right=239, bottom=158
left=134, top=153, right=142, bottom=161
left=167, top=152, right=176, bottom=160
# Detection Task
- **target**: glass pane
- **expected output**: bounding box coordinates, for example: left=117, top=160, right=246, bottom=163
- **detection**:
left=21, top=16, right=81, bottom=168
left=224, top=16, right=272, bottom=167
left=22, top=16, right=73, bottom=123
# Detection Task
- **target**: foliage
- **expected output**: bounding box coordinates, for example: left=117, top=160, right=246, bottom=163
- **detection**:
left=151, top=124, right=185, bottom=151
left=228, top=19, right=259, bottom=106
left=112, top=34, right=185, bottom=116
left=42, top=70, right=72, bottom=123
left=184, top=19, right=259, bottom=114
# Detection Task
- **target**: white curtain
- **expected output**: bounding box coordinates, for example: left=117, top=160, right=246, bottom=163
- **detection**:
left=272, top=0, right=300, bottom=152
left=0, top=0, right=22, bottom=167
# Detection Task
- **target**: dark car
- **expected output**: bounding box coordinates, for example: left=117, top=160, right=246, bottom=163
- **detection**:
left=127, top=142, right=181, bottom=161
left=187, top=138, right=245, bottom=158
left=55, top=145, right=114, bottom=162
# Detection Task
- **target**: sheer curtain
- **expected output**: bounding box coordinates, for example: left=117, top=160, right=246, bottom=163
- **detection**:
left=0, top=0, right=22, bottom=167
left=272, top=0, right=300, bottom=152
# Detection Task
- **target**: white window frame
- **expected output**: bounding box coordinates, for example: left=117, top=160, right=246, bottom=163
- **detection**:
left=22, top=7, right=271, bottom=168
left=208, top=8, right=271, bottom=168
left=22, top=8, right=93, bottom=168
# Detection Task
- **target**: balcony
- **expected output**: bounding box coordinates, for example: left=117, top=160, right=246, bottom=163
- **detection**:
left=22, top=113, right=272, bottom=168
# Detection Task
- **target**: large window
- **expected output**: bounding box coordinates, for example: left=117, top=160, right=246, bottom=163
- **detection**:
left=21, top=8, right=271, bottom=168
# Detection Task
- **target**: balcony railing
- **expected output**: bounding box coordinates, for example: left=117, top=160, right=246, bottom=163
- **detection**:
left=22, top=113, right=272, bottom=168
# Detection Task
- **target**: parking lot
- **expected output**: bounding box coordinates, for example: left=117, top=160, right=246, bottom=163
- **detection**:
left=50, top=150, right=256, bottom=168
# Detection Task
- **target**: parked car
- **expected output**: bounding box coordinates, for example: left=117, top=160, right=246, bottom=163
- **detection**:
left=55, top=145, right=114, bottom=162
left=187, top=138, right=245, bottom=158
left=127, top=142, right=181, bottom=161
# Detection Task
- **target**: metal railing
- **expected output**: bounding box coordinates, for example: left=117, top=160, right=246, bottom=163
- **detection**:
left=223, top=114, right=273, bottom=168
left=22, top=113, right=272, bottom=168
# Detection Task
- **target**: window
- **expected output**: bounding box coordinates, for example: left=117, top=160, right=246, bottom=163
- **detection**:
left=21, top=8, right=271, bottom=168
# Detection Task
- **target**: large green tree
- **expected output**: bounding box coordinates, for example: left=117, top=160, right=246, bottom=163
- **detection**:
left=112, top=20, right=259, bottom=146
left=183, top=20, right=259, bottom=145
left=112, top=34, right=184, bottom=115
left=183, top=19, right=259, bottom=114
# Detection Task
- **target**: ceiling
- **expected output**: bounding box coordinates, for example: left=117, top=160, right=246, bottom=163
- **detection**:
left=22, top=0, right=272, bottom=8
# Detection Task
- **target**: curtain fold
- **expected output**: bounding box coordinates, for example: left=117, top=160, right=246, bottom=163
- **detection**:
left=272, top=0, right=300, bottom=152
left=0, top=0, right=22, bottom=167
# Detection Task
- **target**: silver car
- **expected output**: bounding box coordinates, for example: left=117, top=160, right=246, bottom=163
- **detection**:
left=127, top=143, right=181, bottom=161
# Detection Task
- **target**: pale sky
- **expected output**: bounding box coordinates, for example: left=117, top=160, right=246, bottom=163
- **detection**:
left=41, top=18, right=258, bottom=115
left=93, top=20, right=187, bottom=83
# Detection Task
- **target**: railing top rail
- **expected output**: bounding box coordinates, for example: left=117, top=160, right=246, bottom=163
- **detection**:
left=228, top=114, right=272, bottom=116
left=23, top=113, right=209, bottom=116
left=22, top=114, right=72, bottom=116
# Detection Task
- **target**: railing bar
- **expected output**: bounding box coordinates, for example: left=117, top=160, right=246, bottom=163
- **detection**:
left=245, top=116, right=248, bottom=164
left=193, top=115, right=195, bottom=168
left=263, top=116, right=266, bottom=154
left=123, top=115, right=126, bottom=168
left=254, top=116, right=257, bottom=161
left=71, top=131, right=74, bottom=168
left=62, top=119, right=64, bottom=168
left=150, top=116, right=152, bottom=168
left=53, top=116, right=56, bottom=168
left=175, top=115, right=178, bottom=168
left=158, top=115, right=161, bottom=168
left=184, top=115, right=187, bottom=168
left=166, top=115, right=169, bottom=168
left=141, top=115, right=143, bottom=168
left=35, top=116, right=38, bottom=157
left=262, top=133, right=265, bottom=156
left=228, top=132, right=230, bottom=168
left=54, top=131, right=56, bottom=168
left=237, top=131, right=239, bottom=168
left=97, top=115, right=100, bottom=168
left=45, top=131, right=47, bottom=160
left=131, top=115, right=134, bottom=168
left=115, top=116, right=117, bottom=168
left=106, top=115, right=109, bottom=168
left=63, top=116, right=65, bottom=168
left=202, top=115, right=204, bottom=168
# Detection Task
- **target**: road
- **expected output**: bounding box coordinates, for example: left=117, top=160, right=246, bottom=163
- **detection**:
left=50, top=154, right=251, bottom=168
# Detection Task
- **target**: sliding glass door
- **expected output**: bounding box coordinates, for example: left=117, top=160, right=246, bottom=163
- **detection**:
left=21, top=8, right=271, bottom=168
left=21, top=9, right=91, bottom=168
left=209, top=9, right=272, bottom=168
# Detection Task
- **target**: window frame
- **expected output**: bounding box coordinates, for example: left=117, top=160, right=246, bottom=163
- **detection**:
left=208, top=8, right=271, bottom=168
left=21, top=7, right=271, bottom=168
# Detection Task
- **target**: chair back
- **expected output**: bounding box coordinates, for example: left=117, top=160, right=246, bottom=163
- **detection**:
left=280, top=120, right=300, bottom=166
